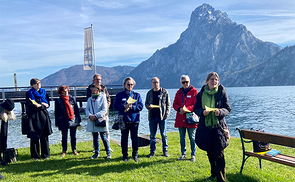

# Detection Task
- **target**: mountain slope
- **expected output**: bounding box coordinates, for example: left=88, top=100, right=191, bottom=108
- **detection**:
left=41, top=65, right=134, bottom=86
left=121, top=3, right=281, bottom=88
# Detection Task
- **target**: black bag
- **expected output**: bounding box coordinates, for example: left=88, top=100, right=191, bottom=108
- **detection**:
left=95, top=116, right=106, bottom=127
left=21, top=115, right=29, bottom=135
left=112, top=115, right=125, bottom=130
left=68, top=116, right=80, bottom=128
left=3, top=148, right=18, bottom=163
left=251, top=128, right=271, bottom=152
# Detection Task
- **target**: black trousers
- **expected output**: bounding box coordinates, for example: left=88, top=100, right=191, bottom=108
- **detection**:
left=30, top=135, right=50, bottom=159
left=0, top=120, right=8, bottom=161
left=121, top=123, right=139, bottom=158
left=207, top=130, right=226, bottom=182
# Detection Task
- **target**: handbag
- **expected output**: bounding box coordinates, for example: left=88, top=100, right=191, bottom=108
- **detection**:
left=251, top=128, right=271, bottom=152
left=181, top=93, right=198, bottom=124
left=3, top=148, right=18, bottom=163
left=219, top=123, right=230, bottom=141
left=68, top=116, right=80, bottom=128
left=112, top=115, right=124, bottom=130
left=95, top=116, right=107, bottom=127
left=186, top=112, right=199, bottom=124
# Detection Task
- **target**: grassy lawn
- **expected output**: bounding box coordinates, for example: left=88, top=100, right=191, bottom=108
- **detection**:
left=1, top=132, right=294, bottom=181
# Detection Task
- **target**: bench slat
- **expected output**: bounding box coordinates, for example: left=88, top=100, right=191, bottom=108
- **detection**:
left=241, top=129, right=295, bottom=148
left=245, top=152, right=295, bottom=167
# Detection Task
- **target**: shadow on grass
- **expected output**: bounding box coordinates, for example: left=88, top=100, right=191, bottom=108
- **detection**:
left=1, top=154, right=177, bottom=178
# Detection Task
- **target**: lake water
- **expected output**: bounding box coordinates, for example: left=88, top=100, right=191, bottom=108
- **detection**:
left=6, top=86, right=295, bottom=149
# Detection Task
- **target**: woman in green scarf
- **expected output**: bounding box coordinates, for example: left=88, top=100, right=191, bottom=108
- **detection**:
left=193, top=72, right=231, bottom=182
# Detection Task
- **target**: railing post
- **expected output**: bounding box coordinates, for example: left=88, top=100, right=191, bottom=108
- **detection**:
left=51, top=87, right=54, bottom=101
left=74, top=86, right=77, bottom=100
left=2, top=89, right=5, bottom=102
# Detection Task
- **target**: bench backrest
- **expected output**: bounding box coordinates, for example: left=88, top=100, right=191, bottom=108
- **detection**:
left=241, top=129, right=295, bottom=148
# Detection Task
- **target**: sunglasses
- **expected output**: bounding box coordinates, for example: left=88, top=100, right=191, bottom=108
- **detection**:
left=181, top=81, right=189, bottom=84
left=127, top=84, right=133, bottom=86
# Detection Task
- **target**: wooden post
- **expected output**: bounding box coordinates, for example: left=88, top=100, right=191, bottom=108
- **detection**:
left=14, top=73, right=17, bottom=91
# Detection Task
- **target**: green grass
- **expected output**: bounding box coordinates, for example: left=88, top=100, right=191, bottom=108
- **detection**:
left=1, top=132, right=294, bottom=181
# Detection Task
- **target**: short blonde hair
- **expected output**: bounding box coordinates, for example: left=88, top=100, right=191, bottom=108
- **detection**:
left=123, top=77, right=136, bottom=86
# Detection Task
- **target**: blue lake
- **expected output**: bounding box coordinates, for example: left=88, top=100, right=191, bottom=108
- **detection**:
left=7, top=86, right=295, bottom=149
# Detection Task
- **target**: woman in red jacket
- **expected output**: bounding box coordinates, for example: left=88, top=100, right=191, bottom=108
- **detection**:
left=173, top=75, right=198, bottom=161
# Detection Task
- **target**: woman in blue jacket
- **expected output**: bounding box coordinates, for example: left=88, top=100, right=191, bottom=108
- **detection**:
left=113, top=77, right=143, bottom=162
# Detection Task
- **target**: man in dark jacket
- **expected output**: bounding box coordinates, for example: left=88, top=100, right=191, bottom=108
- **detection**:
left=0, top=99, right=15, bottom=166
left=145, top=77, right=171, bottom=157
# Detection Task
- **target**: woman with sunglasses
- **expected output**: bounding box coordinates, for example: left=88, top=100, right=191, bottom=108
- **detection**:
left=193, top=72, right=231, bottom=182
left=173, top=75, right=198, bottom=161
left=113, top=77, right=144, bottom=162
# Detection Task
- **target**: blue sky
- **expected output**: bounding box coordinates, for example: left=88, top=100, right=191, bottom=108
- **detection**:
left=1, top=0, right=294, bottom=87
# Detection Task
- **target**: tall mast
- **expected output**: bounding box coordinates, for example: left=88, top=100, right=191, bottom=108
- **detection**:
left=91, top=24, right=96, bottom=74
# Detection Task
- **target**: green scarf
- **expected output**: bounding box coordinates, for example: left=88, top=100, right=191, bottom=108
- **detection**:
left=202, top=85, right=219, bottom=127
left=92, top=93, right=100, bottom=99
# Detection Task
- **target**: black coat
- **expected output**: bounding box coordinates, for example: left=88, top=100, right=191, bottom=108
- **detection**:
left=193, top=84, right=231, bottom=152
left=54, top=95, right=81, bottom=131
left=25, top=91, right=53, bottom=140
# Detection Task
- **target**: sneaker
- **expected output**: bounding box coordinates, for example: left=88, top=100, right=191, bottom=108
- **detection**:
left=91, top=153, right=99, bottom=159
left=178, top=155, right=186, bottom=160
left=123, top=157, right=128, bottom=162
left=73, top=150, right=79, bottom=155
left=205, top=175, right=216, bottom=180
left=191, top=155, right=195, bottom=162
left=106, top=154, right=111, bottom=159
left=133, top=155, right=139, bottom=162
left=0, top=161, right=8, bottom=166
left=163, top=151, right=169, bottom=157
left=147, top=152, right=155, bottom=158
left=61, top=152, right=66, bottom=157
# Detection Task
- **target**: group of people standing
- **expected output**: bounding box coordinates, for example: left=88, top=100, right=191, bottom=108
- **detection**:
left=0, top=71, right=230, bottom=182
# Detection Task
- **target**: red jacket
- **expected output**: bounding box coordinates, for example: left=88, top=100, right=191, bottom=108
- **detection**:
left=173, top=86, right=198, bottom=128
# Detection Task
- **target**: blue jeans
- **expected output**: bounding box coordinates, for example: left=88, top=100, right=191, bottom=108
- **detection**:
left=61, top=127, right=77, bottom=152
left=149, top=118, right=168, bottom=153
left=121, top=123, right=139, bottom=158
left=178, top=127, right=196, bottom=156
left=92, top=132, right=110, bottom=155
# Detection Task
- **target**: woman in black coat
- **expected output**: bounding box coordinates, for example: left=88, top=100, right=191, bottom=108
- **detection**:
left=193, top=72, right=231, bottom=182
left=26, top=78, right=53, bottom=159
left=55, top=85, right=81, bottom=157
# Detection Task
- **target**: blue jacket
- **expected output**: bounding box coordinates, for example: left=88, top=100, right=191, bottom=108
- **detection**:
left=113, top=90, right=143, bottom=123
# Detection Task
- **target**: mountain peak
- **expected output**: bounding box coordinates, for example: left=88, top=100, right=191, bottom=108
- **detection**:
left=189, top=3, right=233, bottom=27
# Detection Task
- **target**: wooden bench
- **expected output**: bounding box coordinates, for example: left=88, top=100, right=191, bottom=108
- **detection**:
left=236, top=128, right=295, bottom=174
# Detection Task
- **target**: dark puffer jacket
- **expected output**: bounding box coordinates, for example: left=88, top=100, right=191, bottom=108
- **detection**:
left=193, top=84, right=231, bottom=152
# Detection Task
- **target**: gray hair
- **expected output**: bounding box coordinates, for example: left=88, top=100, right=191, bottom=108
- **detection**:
left=180, top=75, right=190, bottom=83
left=92, top=74, right=101, bottom=80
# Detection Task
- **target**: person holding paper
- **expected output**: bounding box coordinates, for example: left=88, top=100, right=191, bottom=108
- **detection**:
left=145, top=77, right=171, bottom=158
left=26, top=78, right=53, bottom=160
left=113, top=77, right=144, bottom=162
left=173, top=75, right=198, bottom=161
left=193, top=72, right=231, bottom=182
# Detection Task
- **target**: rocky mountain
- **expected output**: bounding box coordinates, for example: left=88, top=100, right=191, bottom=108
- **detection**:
left=223, top=45, right=295, bottom=86
left=119, top=3, right=282, bottom=89
left=41, top=65, right=134, bottom=86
